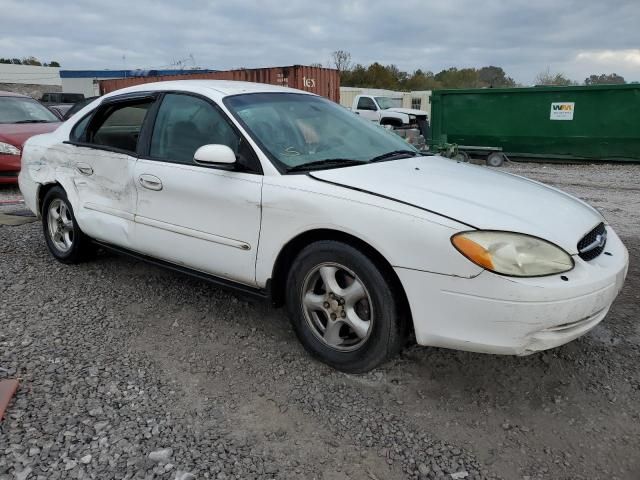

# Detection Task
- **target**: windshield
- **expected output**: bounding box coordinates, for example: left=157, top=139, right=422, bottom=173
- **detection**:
left=224, top=93, right=417, bottom=172
left=374, top=97, right=402, bottom=110
left=0, top=96, right=59, bottom=124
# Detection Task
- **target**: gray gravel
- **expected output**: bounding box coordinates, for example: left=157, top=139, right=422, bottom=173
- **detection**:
left=1, top=162, right=639, bottom=480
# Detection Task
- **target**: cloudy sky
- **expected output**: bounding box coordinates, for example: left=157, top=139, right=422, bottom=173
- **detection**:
left=1, top=0, right=639, bottom=84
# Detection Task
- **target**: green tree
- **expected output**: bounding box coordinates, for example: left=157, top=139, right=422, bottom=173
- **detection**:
left=21, top=56, right=42, bottom=66
left=477, top=66, right=516, bottom=87
left=48, top=61, right=61, bottom=67
left=434, top=67, right=481, bottom=88
left=584, top=73, right=625, bottom=85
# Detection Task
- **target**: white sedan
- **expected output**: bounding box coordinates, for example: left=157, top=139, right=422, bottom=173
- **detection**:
left=19, top=80, right=629, bottom=372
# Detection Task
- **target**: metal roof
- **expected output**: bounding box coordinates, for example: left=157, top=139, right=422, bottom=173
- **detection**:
left=59, top=69, right=216, bottom=79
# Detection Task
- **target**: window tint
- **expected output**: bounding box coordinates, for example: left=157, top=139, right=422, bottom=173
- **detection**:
left=70, top=114, right=92, bottom=142
left=150, top=93, right=240, bottom=164
left=89, top=101, right=151, bottom=154
left=357, top=97, right=376, bottom=110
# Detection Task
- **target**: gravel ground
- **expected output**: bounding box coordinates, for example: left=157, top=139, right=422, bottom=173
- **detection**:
left=1, top=162, right=639, bottom=480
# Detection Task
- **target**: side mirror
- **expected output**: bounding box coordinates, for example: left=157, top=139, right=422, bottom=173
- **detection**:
left=193, top=144, right=236, bottom=166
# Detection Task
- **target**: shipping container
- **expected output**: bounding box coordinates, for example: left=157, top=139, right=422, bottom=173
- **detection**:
left=429, top=84, right=640, bottom=162
left=99, top=65, right=340, bottom=103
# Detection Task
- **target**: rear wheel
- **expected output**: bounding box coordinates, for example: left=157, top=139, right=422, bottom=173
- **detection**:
left=486, top=152, right=505, bottom=167
left=453, top=151, right=470, bottom=162
left=42, top=187, right=94, bottom=263
left=286, top=241, right=405, bottom=373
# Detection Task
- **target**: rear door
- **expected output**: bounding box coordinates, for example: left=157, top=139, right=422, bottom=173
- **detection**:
left=132, top=91, right=263, bottom=286
left=66, top=93, right=157, bottom=248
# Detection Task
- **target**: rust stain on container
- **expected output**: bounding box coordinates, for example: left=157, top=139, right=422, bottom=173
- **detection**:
left=99, top=65, right=340, bottom=102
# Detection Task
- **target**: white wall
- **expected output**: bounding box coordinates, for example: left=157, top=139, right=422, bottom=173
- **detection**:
left=0, top=64, right=61, bottom=85
left=62, top=77, right=100, bottom=97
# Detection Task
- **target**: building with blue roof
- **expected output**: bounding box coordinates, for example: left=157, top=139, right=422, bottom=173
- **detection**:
left=60, top=69, right=216, bottom=97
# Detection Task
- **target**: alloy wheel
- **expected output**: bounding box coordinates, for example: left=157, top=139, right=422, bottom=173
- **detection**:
left=47, top=198, right=74, bottom=253
left=301, top=262, right=374, bottom=351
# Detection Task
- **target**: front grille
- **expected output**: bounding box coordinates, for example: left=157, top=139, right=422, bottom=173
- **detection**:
left=577, top=222, right=606, bottom=261
left=0, top=171, right=18, bottom=178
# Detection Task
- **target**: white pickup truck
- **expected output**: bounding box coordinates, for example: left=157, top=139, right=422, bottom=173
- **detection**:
left=351, top=94, right=429, bottom=136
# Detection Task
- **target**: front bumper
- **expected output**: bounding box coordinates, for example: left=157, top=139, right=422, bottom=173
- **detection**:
left=397, top=226, right=629, bottom=355
left=0, top=153, right=21, bottom=184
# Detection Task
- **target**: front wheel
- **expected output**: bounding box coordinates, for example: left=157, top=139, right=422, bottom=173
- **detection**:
left=286, top=241, right=406, bottom=373
left=42, top=186, right=94, bottom=263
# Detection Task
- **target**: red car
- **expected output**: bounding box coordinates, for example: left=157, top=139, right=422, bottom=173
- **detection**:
left=0, top=91, right=61, bottom=184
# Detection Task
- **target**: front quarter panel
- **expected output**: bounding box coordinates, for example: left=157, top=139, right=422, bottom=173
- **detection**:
left=256, top=175, right=483, bottom=287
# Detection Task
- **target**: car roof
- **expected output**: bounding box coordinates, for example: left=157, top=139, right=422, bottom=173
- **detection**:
left=107, top=79, right=315, bottom=99
left=0, top=90, right=29, bottom=98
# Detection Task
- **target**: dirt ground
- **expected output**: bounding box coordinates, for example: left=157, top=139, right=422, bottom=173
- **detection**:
left=1, top=161, right=638, bottom=480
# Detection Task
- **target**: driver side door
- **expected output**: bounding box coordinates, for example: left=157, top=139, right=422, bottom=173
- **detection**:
left=132, top=92, right=263, bottom=286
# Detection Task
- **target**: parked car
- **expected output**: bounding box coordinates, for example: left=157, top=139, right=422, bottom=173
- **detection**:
left=62, top=96, right=100, bottom=121
left=19, top=81, right=628, bottom=372
left=47, top=104, right=69, bottom=120
left=40, top=92, right=85, bottom=107
left=352, top=94, right=429, bottom=136
left=0, top=91, right=61, bottom=184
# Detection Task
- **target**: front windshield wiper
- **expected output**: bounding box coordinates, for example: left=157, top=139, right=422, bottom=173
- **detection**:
left=14, top=120, right=51, bottom=124
left=286, top=158, right=367, bottom=173
left=369, top=150, right=420, bottom=163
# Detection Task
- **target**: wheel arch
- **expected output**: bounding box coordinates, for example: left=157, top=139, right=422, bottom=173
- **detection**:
left=36, top=181, right=65, bottom=217
left=379, top=116, right=404, bottom=128
left=270, top=228, right=414, bottom=335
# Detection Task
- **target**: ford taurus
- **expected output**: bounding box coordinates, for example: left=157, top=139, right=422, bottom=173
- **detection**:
left=18, top=80, right=628, bottom=372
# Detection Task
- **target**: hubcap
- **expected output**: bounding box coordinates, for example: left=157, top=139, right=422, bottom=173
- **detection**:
left=301, top=262, right=373, bottom=352
left=47, top=199, right=74, bottom=253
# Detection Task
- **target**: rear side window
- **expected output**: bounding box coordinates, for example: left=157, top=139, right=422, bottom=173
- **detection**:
left=86, top=100, right=152, bottom=154
left=150, top=93, right=240, bottom=164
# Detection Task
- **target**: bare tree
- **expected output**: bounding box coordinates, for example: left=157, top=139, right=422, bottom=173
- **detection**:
left=535, top=67, right=576, bottom=86
left=331, top=50, right=352, bottom=73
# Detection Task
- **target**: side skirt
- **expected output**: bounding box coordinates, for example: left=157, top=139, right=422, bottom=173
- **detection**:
left=93, top=241, right=271, bottom=302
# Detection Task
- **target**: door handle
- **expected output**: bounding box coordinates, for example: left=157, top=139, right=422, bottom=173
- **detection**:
left=76, top=163, right=94, bottom=175
left=139, top=174, right=163, bottom=191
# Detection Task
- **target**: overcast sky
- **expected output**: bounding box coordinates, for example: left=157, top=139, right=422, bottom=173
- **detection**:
left=1, top=0, right=639, bottom=84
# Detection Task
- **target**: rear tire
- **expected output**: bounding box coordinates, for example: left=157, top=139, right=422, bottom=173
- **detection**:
left=286, top=241, right=405, bottom=373
left=486, top=152, right=505, bottom=167
left=42, top=186, right=94, bottom=264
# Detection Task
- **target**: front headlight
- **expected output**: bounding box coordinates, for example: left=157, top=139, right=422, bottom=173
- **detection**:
left=451, top=231, right=574, bottom=277
left=0, top=142, right=21, bottom=155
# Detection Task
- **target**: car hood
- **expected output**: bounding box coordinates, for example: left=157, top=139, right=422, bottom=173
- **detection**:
left=0, top=122, right=60, bottom=148
left=387, top=107, right=429, bottom=116
left=309, top=156, right=603, bottom=254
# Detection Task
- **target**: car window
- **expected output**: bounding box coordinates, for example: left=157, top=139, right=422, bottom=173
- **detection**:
left=150, top=93, right=240, bottom=165
left=357, top=97, right=376, bottom=110
left=88, top=100, right=152, bottom=154
left=62, top=94, right=84, bottom=103
left=0, top=96, right=60, bottom=124
left=225, top=93, right=417, bottom=172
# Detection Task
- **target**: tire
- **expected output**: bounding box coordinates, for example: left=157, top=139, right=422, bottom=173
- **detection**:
left=453, top=151, right=470, bottom=162
left=41, top=186, right=94, bottom=264
left=486, top=152, right=505, bottom=167
left=285, top=240, right=405, bottom=373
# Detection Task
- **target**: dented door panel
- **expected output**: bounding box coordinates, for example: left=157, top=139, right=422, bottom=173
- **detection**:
left=64, top=144, right=138, bottom=248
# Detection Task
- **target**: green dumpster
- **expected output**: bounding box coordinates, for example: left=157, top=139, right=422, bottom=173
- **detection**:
left=429, top=84, right=640, bottom=162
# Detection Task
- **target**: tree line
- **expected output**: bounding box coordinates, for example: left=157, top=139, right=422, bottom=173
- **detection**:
left=326, top=50, right=627, bottom=90
left=0, top=56, right=60, bottom=67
